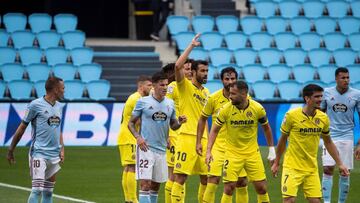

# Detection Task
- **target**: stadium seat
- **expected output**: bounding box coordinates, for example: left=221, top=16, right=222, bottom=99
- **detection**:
left=254, top=0, right=278, bottom=18
left=64, top=80, right=85, bottom=100
left=34, top=80, right=46, bottom=97
left=70, top=47, right=94, bottom=66
left=0, top=30, right=10, bottom=46
left=192, top=15, right=215, bottom=34
left=188, top=47, right=208, bottom=60
left=267, top=64, right=291, bottom=83
left=8, top=80, right=33, bottom=100
left=224, top=32, right=248, bottom=51
left=303, top=0, right=325, bottom=18
left=283, top=48, right=307, bottom=66
left=174, top=31, right=195, bottom=51
left=323, top=33, right=347, bottom=51
left=242, top=64, right=266, bottom=83
left=36, top=31, right=61, bottom=50
left=241, top=16, right=263, bottom=35
left=308, top=48, right=332, bottom=67
left=352, top=82, right=360, bottom=90
left=11, top=30, right=36, bottom=49
left=25, top=63, right=51, bottom=82
left=292, top=64, right=316, bottom=83
left=62, top=30, right=86, bottom=50
left=200, top=32, right=223, bottom=51
left=52, top=63, right=77, bottom=81
left=298, top=32, right=322, bottom=51
left=252, top=81, right=277, bottom=101
left=338, top=17, right=360, bottom=35
left=45, top=47, right=69, bottom=66
left=54, top=13, right=78, bottom=34
left=348, top=65, right=360, bottom=83
left=207, top=65, right=218, bottom=80
left=234, top=48, right=258, bottom=67
left=289, top=17, right=312, bottom=35
left=204, top=80, right=223, bottom=93
left=0, top=47, right=17, bottom=65
left=279, top=0, right=301, bottom=18
left=314, top=17, right=337, bottom=35
left=28, top=13, right=52, bottom=33
left=249, top=32, right=273, bottom=51
left=167, top=15, right=189, bottom=35
left=351, top=1, right=360, bottom=18
left=317, top=65, right=337, bottom=84
left=274, top=32, right=297, bottom=51
left=258, top=48, right=283, bottom=66
left=0, top=63, right=24, bottom=82
left=265, top=17, right=288, bottom=35
left=333, top=48, right=357, bottom=67
left=209, top=48, right=232, bottom=67
left=215, top=15, right=239, bottom=35
left=0, top=81, right=7, bottom=99
left=348, top=33, right=360, bottom=51
left=87, top=80, right=114, bottom=100
left=18, top=47, right=43, bottom=66
left=78, top=63, right=102, bottom=83
left=3, top=13, right=27, bottom=33
left=326, top=1, right=349, bottom=18
left=277, top=80, right=302, bottom=101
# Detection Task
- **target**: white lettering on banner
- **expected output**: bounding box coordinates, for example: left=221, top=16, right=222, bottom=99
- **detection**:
left=9, top=103, right=32, bottom=146
left=0, top=103, right=10, bottom=145
left=107, top=103, right=124, bottom=146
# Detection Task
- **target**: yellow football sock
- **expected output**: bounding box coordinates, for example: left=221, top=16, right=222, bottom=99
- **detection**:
left=165, top=180, right=173, bottom=203
left=198, top=183, right=207, bottom=203
left=221, top=193, right=232, bottom=203
left=236, top=186, right=248, bottom=203
left=182, top=183, right=186, bottom=203
left=122, top=171, right=129, bottom=201
left=127, top=171, right=138, bottom=203
left=203, top=183, right=217, bottom=203
left=257, top=192, right=270, bottom=203
left=171, top=182, right=184, bottom=203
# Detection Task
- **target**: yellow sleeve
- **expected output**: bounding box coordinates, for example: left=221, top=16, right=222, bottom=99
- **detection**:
left=280, top=112, right=292, bottom=134
left=322, top=115, right=330, bottom=136
left=215, top=106, right=227, bottom=127
left=202, top=96, right=214, bottom=117
left=176, top=78, right=189, bottom=94
left=257, top=105, right=268, bottom=125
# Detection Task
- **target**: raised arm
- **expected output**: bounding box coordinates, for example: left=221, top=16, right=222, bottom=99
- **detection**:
left=323, top=135, right=350, bottom=176
left=7, top=122, right=28, bottom=165
left=271, top=132, right=288, bottom=177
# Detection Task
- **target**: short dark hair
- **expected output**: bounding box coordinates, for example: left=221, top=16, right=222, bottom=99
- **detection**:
left=185, top=58, right=194, bottom=65
left=152, top=71, right=168, bottom=83
left=220, top=67, right=238, bottom=80
left=45, top=76, right=63, bottom=93
left=137, top=75, right=151, bottom=84
left=162, top=63, right=176, bottom=82
left=233, top=80, right=248, bottom=93
left=302, top=84, right=324, bottom=100
left=192, top=60, right=208, bottom=71
left=335, top=67, right=349, bottom=77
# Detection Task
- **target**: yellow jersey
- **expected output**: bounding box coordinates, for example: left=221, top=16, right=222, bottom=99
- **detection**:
left=280, top=107, right=330, bottom=171
left=215, top=99, right=268, bottom=155
left=177, top=78, right=210, bottom=136
left=166, top=81, right=180, bottom=137
left=117, top=92, right=141, bottom=145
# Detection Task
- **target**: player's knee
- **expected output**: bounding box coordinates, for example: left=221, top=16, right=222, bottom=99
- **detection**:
left=254, top=182, right=267, bottom=194
left=323, top=166, right=335, bottom=175
left=283, top=197, right=296, bottom=203
left=200, top=175, right=208, bottom=185
left=140, top=180, right=151, bottom=191
left=126, top=164, right=136, bottom=172
left=174, top=173, right=187, bottom=185
left=208, top=176, right=220, bottom=184
left=224, top=182, right=236, bottom=195
left=236, top=177, right=248, bottom=187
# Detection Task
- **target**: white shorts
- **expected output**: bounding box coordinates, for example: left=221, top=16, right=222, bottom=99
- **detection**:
left=29, top=156, right=61, bottom=180
left=136, top=147, right=168, bottom=183
left=322, top=140, right=354, bottom=169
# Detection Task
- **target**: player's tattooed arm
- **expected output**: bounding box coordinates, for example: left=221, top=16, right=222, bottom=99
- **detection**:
left=128, top=115, right=149, bottom=152
left=7, top=122, right=28, bottom=165
left=170, top=115, right=187, bottom=131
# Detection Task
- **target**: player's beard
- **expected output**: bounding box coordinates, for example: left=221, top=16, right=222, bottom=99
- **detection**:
left=196, top=75, right=207, bottom=84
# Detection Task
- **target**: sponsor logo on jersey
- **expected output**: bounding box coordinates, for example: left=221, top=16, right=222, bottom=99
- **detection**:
left=299, top=128, right=322, bottom=133
left=193, top=93, right=207, bottom=105
left=152, top=112, right=167, bottom=121
left=47, top=116, right=61, bottom=127
left=332, top=103, right=347, bottom=112
left=230, top=120, right=254, bottom=125
left=246, top=111, right=253, bottom=118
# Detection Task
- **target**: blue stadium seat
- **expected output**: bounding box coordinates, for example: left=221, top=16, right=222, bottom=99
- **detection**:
left=348, top=65, right=360, bottom=83
left=28, top=13, right=52, bottom=33
left=11, top=30, right=36, bottom=49
left=174, top=31, right=195, bottom=51
left=308, top=48, right=332, bottom=67
left=0, top=47, right=16, bottom=65
left=348, top=33, right=360, bottom=51
left=45, top=47, right=69, bottom=66
left=215, top=15, right=239, bottom=35
left=0, top=81, right=7, bottom=99
left=323, top=33, right=347, bottom=51
left=314, top=17, right=337, bottom=35
left=207, top=65, right=218, bottom=80
left=303, top=0, right=325, bottom=18
left=326, top=1, right=349, bottom=18
left=234, top=48, right=258, bottom=67
left=274, top=32, right=297, bottom=51
left=78, top=63, right=102, bottom=83
left=209, top=48, right=232, bottom=67
left=289, top=17, right=312, bottom=35
left=200, top=32, right=223, bottom=51
left=167, top=16, right=189, bottom=35
left=352, top=81, right=360, bottom=90
left=0, top=30, right=10, bottom=46
left=224, top=32, right=248, bottom=51
left=54, top=14, right=78, bottom=34
left=252, top=81, right=277, bottom=101
left=351, top=1, right=360, bottom=18
left=52, top=63, right=77, bottom=81
left=242, top=64, right=266, bottom=83
left=265, top=17, right=288, bottom=35
left=34, top=80, right=46, bottom=97
left=3, top=13, right=27, bottom=33
left=188, top=47, right=208, bottom=60
left=279, top=0, right=301, bottom=18
left=333, top=48, right=357, bottom=67
left=254, top=0, right=278, bottom=18
left=283, top=48, right=307, bottom=66
left=249, top=32, right=273, bottom=51
left=192, top=15, right=214, bottom=34
left=62, top=30, right=86, bottom=50
left=70, top=47, right=94, bottom=66
left=258, top=48, right=282, bottom=66
left=25, top=63, right=50, bottom=82
left=64, top=80, right=86, bottom=100
left=298, top=32, right=321, bottom=51
left=37, top=31, right=61, bottom=50
left=8, top=80, right=33, bottom=100
left=0, top=63, right=24, bottom=82
left=278, top=80, right=302, bottom=101
left=317, top=65, right=337, bottom=84
left=87, top=80, right=114, bottom=100
left=18, top=47, right=43, bottom=66
left=338, top=17, right=360, bottom=35
left=292, top=64, right=316, bottom=83
left=267, top=64, right=291, bottom=83
left=241, top=16, right=263, bottom=35
left=204, top=80, right=223, bottom=93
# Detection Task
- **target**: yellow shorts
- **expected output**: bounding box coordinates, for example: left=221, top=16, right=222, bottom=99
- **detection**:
left=209, top=147, right=247, bottom=177
left=173, top=134, right=208, bottom=175
left=118, top=144, right=136, bottom=166
left=281, top=167, right=322, bottom=199
left=166, top=136, right=177, bottom=167
left=223, top=149, right=265, bottom=182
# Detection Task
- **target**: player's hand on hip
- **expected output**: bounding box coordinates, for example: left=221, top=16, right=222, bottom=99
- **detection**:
left=6, top=150, right=16, bottom=165
left=196, top=142, right=203, bottom=156
left=191, top=34, right=201, bottom=47
left=137, top=136, right=149, bottom=152
left=339, top=164, right=350, bottom=176
left=271, top=162, right=279, bottom=178
left=178, top=115, right=187, bottom=124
